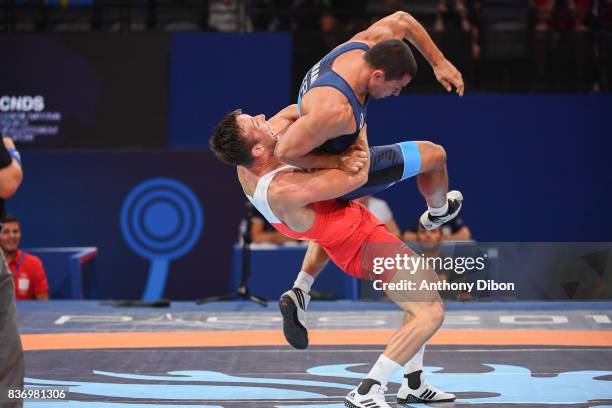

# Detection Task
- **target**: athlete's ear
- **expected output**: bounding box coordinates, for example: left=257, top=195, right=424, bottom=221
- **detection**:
left=372, top=70, right=385, bottom=81
left=251, top=143, right=264, bottom=158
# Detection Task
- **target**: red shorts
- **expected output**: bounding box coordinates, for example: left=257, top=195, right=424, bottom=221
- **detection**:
left=275, top=199, right=415, bottom=281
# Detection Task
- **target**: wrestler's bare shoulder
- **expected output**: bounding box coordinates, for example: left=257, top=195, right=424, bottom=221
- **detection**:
left=300, top=89, right=353, bottom=120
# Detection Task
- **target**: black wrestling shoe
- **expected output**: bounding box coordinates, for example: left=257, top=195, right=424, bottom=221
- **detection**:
left=419, top=190, right=463, bottom=230
left=279, top=288, right=310, bottom=349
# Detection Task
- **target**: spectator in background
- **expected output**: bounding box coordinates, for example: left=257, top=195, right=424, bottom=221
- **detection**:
left=414, top=223, right=474, bottom=300
left=433, top=0, right=481, bottom=88
left=533, top=0, right=555, bottom=32
left=572, top=0, right=590, bottom=31
left=403, top=216, right=471, bottom=242
left=415, top=223, right=447, bottom=280
left=0, top=215, right=49, bottom=300
left=208, top=0, right=251, bottom=32
left=531, top=0, right=595, bottom=91
left=320, top=12, right=351, bottom=50
left=274, top=0, right=325, bottom=31
left=357, top=195, right=401, bottom=238
left=250, top=208, right=298, bottom=244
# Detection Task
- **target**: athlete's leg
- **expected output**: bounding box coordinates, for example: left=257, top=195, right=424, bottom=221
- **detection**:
left=345, top=228, right=454, bottom=408
left=339, top=141, right=446, bottom=203
left=339, top=141, right=462, bottom=230
left=279, top=241, right=329, bottom=349
left=340, top=142, right=419, bottom=201
left=413, top=141, right=463, bottom=230
left=383, top=300, right=444, bottom=367
left=299, top=241, right=329, bottom=283
left=414, top=141, right=447, bottom=209
left=345, top=276, right=446, bottom=407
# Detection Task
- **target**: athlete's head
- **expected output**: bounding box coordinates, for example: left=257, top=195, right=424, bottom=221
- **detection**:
left=364, top=39, right=417, bottom=99
left=210, top=109, right=275, bottom=166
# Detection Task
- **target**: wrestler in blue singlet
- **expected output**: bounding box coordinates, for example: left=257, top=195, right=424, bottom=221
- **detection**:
left=297, top=42, right=422, bottom=201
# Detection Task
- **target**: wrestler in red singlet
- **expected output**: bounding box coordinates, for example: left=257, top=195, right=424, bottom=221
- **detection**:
left=245, top=165, right=405, bottom=282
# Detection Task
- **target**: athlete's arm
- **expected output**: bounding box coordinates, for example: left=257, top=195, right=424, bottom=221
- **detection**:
left=272, top=166, right=368, bottom=210
left=267, top=103, right=342, bottom=170
left=352, top=12, right=464, bottom=96
left=0, top=137, right=23, bottom=199
left=270, top=104, right=299, bottom=123
left=274, top=101, right=365, bottom=171
left=272, top=128, right=370, bottom=208
left=269, top=104, right=299, bottom=136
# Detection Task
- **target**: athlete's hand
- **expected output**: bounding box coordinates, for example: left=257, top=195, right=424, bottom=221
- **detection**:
left=433, top=58, right=464, bottom=96
left=337, top=144, right=368, bottom=173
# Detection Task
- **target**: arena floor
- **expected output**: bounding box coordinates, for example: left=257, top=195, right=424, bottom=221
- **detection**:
left=15, top=300, right=612, bottom=407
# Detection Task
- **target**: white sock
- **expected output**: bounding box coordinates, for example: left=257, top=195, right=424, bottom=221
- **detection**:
left=293, top=271, right=315, bottom=293
left=429, top=202, right=448, bottom=216
left=366, top=354, right=402, bottom=387
left=404, top=345, right=425, bottom=374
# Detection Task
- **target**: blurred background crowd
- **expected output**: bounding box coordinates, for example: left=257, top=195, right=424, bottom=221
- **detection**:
left=3, top=0, right=612, bottom=93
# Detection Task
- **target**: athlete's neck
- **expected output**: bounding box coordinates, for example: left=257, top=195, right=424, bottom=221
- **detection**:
left=333, top=52, right=372, bottom=103
left=353, top=63, right=374, bottom=101
left=238, top=153, right=285, bottom=197
left=248, top=154, right=284, bottom=176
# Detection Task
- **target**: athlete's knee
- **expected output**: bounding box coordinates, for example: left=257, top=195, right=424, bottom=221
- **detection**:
left=414, top=300, right=445, bottom=332
left=418, top=141, right=446, bottom=168
left=429, top=142, right=447, bottom=166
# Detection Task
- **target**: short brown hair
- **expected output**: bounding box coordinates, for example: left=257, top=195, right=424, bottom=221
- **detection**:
left=209, top=109, right=256, bottom=166
left=364, top=39, right=417, bottom=80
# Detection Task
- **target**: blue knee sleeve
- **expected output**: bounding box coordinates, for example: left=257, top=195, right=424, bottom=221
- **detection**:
left=398, top=141, right=421, bottom=181
left=338, top=142, right=421, bottom=201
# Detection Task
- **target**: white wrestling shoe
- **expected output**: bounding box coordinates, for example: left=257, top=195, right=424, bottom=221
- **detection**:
left=279, top=287, right=310, bottom=349
left=419, top=190, right=463, bottom=231
left=397, top=370, right=456, bottom=404
left=345, top=380, right=391, bottom=408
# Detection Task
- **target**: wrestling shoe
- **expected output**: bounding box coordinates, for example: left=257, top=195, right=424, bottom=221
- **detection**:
left=279, top=287, right=310, bottom=349
left=419, top=190, right=463, bottom=230
left=397, top=370, right=456, bottom=404
left=345, top=379, right=391, bottom=408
